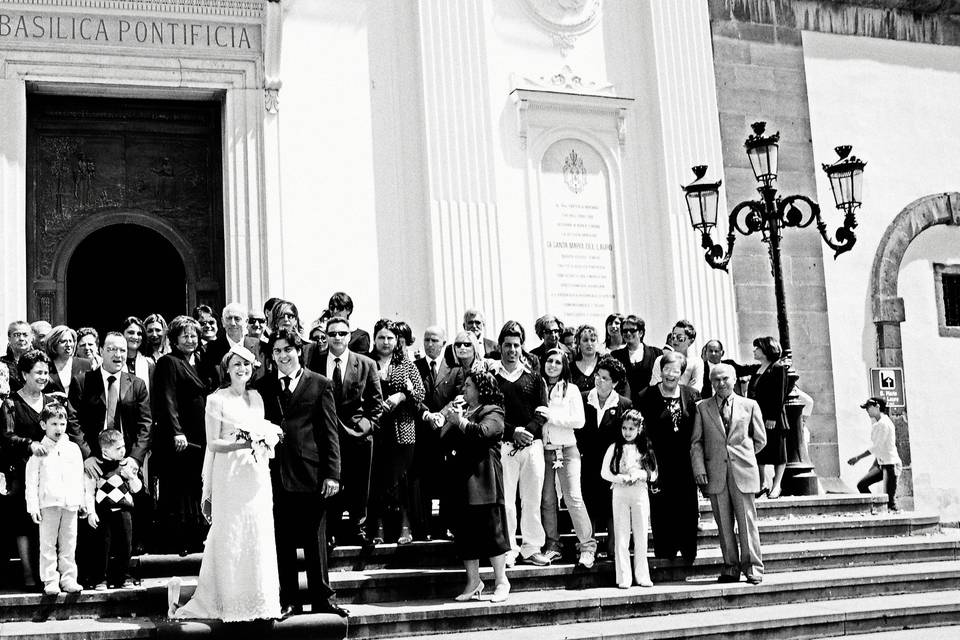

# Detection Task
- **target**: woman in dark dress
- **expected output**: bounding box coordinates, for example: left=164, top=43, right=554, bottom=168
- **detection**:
left=367, top=319, right=425, bottom=545
left=569, top=324, right=601, bottom=394
left=746, top=336, right=789, bottom=499
left=636, top=351, right=701, bottom=564
left=432, top=370, right=511, bottom=603
left=577, top=356, right=632, bottom=556
left=152, top=315, right=214, bottom=556
left=2, top=350, right=82, bottom=589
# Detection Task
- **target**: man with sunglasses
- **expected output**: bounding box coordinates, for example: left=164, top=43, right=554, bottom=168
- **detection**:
left=610, top=315, right=662, bottom=406
left=247, top=310, right=267, bottom=340
left=306, top=316, right=383, bottom=547
left=650, top=320, right=704, bottom=389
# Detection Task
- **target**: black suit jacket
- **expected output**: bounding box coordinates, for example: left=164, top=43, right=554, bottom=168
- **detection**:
left=44, top=357, right=93, bottom=395
left=307, top=351, right=383, bottom=438
left=415, top=356, right=464, bottom=413
left=610, top=344, right=662, bottom=405
left=69, top=369, right=152, bottom=463
left=152, top=350, right=210, bottom=457
left=578, top=391, right=633, bottom=468
left=256, top=368, right=341, bottom=492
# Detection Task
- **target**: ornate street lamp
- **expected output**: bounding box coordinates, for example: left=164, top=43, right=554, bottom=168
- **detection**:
left=682, top=121, right=866, bottom=496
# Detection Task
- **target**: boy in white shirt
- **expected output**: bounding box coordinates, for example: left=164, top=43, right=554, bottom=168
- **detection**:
left=25, top=401, right=87, bottom=595
left=847, top=397, right=902, bottom=511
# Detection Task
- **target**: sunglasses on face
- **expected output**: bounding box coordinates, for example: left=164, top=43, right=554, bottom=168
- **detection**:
left=622, top=327, right=639, bottom=334
left=454, top=342, right=473, bottom=348
left=248, top=318, right=265, bottom=324
left=327, top=331, right=349, bottom=338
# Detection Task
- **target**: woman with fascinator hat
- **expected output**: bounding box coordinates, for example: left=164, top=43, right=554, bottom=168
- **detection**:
left=168, top=344, right=282, bottom=621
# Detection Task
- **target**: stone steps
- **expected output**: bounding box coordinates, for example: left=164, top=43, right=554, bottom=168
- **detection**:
left=6, top=563, right=959, bottom=639
left=400, top=589, right=960, bottom=640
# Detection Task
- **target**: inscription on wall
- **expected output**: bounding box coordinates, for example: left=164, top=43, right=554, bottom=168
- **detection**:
left=540, top=139, right=617, bottom=329
left=0, top=11, right=260, bottom=50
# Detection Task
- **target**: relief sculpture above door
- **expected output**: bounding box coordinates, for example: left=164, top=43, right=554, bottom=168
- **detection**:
left=27, top=95, right=225, bottom=329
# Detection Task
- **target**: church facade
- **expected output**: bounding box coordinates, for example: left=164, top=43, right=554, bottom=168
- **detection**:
left=1, top=0, right=958, bottom=519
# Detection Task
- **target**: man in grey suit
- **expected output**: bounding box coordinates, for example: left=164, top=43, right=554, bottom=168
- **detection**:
left=691, top=363, right=767, bottom=584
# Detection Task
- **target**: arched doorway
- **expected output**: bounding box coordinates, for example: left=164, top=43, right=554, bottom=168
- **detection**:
left=66, top=224, right=187, bottom=336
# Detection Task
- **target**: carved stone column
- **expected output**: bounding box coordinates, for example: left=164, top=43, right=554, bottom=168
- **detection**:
left=0, top=80, right=28, bottom=324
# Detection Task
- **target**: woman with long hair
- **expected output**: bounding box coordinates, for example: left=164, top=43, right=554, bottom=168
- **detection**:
left=603, top=313, right=625, bottom=353
left=142, top=313, right=170, bottom=364
left=569, top=324, right=601, bottom=393
left=121, top=316, right=153, bottom=391
left=367, top=319, right=425, bottom=544
left=538, top=348, right=597, bottom=567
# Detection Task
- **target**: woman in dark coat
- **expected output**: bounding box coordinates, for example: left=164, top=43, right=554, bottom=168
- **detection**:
left=636, top=351, right=701, bottom=564
left=2, top=350, right=83, bottom=589
left=152, top=315, right=214, bottom=555
left=746, top=336, right=789, bottom=499
left=577, top=356, right=632, bottom=555
left=43, top=325, right=92, bottom=396
left=433, top=369, right=510, bottom=603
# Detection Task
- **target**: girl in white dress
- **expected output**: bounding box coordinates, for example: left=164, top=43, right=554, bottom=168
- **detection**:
left=168, top=345, right=282, bottom=621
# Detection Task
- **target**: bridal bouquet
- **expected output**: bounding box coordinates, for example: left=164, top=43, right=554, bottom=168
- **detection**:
left=235, top=419, right=284, bottom=463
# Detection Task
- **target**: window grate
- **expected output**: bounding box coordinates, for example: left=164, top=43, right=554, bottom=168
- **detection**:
left=944, top=273, right=960, bottom=327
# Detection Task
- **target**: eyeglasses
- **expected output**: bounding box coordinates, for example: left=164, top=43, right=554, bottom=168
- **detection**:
left=199, top=320, right=217, bottom=326
left=672, top=335, right=688, bottom=342
left=104, top=346, right=126, bottom=354
left=278, top=312, right=296, bottom=320
left=545, top=328, right=561, bottom=334
left=327, top=331, right=349, bottom=338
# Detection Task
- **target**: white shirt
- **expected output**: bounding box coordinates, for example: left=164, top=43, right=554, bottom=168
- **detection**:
left=55, top=357, right=74, bottom=391
left=493, top=360, right=530, bottom=383
left=541, top=381, right=585, bottom=449
left=279, top=366, right=303, bottom=393
left=326, top=350, right=350, bottom=381
left=870, top=414, right=901, bottom=466
left=100, top=367, right=123, bottom=430
left=226, top=333, right=243, bottom=349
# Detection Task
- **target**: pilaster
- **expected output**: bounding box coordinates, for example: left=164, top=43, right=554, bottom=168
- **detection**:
left=0, top=79, right=27, bottom=324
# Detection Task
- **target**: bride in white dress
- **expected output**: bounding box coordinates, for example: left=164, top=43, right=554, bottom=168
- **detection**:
left=168, top=345, right=282, bottom=621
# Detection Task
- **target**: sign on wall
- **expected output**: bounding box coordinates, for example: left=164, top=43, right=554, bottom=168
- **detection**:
left=869, top=367, right=906, bottom=408
left=539, top=139, right=616, bottom=329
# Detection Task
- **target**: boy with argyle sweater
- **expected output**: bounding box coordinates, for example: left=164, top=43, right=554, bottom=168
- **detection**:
left=83, top=430, right=142, bottom=589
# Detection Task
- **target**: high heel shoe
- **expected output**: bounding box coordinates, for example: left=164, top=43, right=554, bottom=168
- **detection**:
left=397, top=527, right=413, bottom=545
left=490, top=581, right=510, bottom=603
left=754, top=487, right=770, bottom=499
left=454, top=581, right=484, bottom=601
left=767, top=487, right=781, bottom=499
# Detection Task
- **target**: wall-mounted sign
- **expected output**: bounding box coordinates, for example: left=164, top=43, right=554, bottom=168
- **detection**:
left=869, top=367, right=905, bottom=408
left=539, top=139, right=616, bottom=329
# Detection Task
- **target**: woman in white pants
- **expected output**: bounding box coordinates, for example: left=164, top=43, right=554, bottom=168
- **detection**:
left=601, top=410, right=658, bottom=588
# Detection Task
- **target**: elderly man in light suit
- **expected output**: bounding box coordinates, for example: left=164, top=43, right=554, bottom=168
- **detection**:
left=691, top=362, right=767, bottom=584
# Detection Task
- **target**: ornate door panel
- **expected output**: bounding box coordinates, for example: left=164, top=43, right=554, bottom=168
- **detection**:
left=26, top=95, right=224, bottom=326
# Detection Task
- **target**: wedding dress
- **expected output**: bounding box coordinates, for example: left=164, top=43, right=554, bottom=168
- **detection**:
left=173, top=388, right=281, bottom=621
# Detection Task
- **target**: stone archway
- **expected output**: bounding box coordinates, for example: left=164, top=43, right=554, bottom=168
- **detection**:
left=869, top=192, right=960, bottom=502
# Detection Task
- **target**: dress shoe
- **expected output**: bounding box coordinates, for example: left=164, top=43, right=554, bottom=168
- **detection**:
left=313, top=601, right=349, bottom=617
left=454, top=581, right=484, bottom=601
left=745, top=575, right=763, bottom=585
left=519, top=552, right=552, bottom=566
left=717, top=574, right=740, bottom=583
left=279, top=604, right=300, bottom=619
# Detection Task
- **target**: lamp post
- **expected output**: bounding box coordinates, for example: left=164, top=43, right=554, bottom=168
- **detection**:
left=682, top=121, right=866, bottom=495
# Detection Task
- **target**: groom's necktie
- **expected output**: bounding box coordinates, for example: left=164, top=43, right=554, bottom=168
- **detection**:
left=280, top=376, right=292, bottom=412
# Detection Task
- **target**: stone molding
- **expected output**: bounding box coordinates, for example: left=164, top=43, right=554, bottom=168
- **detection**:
left=513, top=64, right=615, bottom=96
left=517, top=0, right=602, bottom=55
left=0, top=0, right=264, bottom=18
left=870, top=192, right=960, bottom=327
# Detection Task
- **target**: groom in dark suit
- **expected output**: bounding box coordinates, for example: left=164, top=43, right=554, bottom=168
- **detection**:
left=257, top=329, right=345, bottom=617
